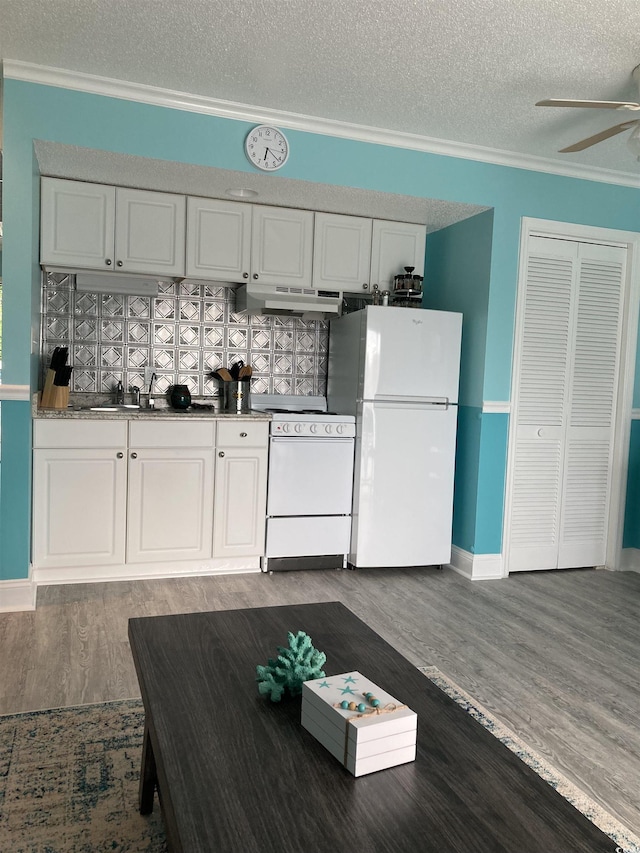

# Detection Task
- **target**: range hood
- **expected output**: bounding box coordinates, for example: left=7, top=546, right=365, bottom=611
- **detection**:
left=235, top=283, right=343, bottom=319
left=75, top=271, right=164, bottom=297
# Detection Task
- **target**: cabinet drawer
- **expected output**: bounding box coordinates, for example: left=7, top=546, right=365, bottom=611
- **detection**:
left=129, top=419, right=216, bottom=448
left=34, top=419, right=127, bottom=448
left=217, top=420, right=268, bottom=447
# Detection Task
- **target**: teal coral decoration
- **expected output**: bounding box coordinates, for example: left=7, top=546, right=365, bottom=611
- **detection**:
left=256, top=631, right=327, bottom=701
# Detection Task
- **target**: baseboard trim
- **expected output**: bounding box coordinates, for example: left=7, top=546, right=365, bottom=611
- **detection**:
left=620, top=548, right=640, bottom=573
left=448, top=546, right=504, bottom=580
left=31, top=556, right=262, bottom=586
left=0, top=576, right=37, bottom=612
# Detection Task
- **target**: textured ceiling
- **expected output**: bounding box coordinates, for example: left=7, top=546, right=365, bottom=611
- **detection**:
left=2, top=0, right=640, bottom=180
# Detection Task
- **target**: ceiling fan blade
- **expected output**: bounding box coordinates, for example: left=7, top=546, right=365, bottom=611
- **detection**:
left=537, top=98, right=640, bottom=111
left=558, top=121, right=637, bottom=153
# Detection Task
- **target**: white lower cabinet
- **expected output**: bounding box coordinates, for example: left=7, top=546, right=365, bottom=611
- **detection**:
left=126, top=448, right=215, bottom=563
left=32, top=420, right=129, bottom=569
left=32, top=447, right=128, bottom=568
left=32, top=418, right=268, bottom=579
left=213, top=421, right=268, bottom=559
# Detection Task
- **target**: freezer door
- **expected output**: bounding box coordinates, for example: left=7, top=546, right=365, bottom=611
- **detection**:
left=362, top=306, right=462, bottom=403
left=351, top=400, right=458, bottom=568
left=267, top=437, right=355, bottom=517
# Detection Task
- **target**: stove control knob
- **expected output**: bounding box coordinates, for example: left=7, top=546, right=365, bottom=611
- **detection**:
left=282, top=423, right=290, bottom=433
left=294, top=423, right=303, bottom=433
left=325, top=424, right=333, bottom=435
left=310, top=423, right=318, bottom=434
left=336, top=424, right=345, bottom=435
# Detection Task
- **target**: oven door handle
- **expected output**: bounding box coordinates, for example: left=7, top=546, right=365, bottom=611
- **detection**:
left=270, top=437, right=354, bottom=444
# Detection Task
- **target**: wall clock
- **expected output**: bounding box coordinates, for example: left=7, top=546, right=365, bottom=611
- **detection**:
left=245, top=125, right=289, bottom=172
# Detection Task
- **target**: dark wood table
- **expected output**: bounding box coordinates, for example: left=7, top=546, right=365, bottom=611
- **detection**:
left=128, top=601, right=618, bottom=853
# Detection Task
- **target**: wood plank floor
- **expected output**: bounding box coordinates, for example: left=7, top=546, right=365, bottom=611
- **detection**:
left=1, top=566, right=639, bottom=837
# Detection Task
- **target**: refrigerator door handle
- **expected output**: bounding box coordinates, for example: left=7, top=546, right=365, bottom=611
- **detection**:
left=371, top=394, right=451, bottom=408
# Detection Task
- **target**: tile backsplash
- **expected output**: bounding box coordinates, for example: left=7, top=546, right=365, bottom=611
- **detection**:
left=42, top=273, right=329, bottom=398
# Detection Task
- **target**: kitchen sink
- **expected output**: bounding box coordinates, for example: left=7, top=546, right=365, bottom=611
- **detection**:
left=84, top=404, right=142, bottom=412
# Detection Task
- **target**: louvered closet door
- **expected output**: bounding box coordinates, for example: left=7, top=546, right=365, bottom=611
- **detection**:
left=558, top=243, right=625, bottom=567
left=508, top=236, right=626, bottom=572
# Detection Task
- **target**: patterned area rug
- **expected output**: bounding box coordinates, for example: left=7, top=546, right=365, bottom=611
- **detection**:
left=1, top=673, right=638, bottom=853
left=0, top=699, right=166, bottom=852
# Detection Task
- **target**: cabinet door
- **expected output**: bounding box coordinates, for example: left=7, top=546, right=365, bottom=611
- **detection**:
left=213, top=446, right=268, bottom=559
left=313, top=213, right=372, bottom=294
left=186, top=197, right=251, bottom=282
left=370, top=220, right=426, bottom=290
left=115, top=188, right=186, bottom=275
left=32, top=448, right=127, bottom=568
left=40, top=178, right=115, bottom=270
left=251, top=206, right=313, bottom=287
left=126, top=448, right=214, bottom=563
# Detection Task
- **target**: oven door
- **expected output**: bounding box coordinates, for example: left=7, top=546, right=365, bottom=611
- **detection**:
left=267, top=436, right=354, bottom=517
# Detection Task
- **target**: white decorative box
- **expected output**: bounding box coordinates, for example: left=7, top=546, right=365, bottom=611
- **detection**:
left=301, top=671, right=417, bottom=777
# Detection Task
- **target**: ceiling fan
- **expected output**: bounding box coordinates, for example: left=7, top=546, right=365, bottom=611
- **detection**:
left=536, top=64, right=640, bottom=155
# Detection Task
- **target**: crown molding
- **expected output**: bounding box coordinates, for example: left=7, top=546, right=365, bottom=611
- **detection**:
left=4, top=59, right=640, bottom=189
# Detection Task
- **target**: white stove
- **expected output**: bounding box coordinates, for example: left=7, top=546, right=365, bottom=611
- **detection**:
left=251, top=395, right=356, bottom=438
left=252, top=395, right=356, bottom=571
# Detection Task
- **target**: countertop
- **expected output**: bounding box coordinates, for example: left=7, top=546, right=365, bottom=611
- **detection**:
left=34, top=405, right=271, bottom=422
left=31, top=388, right=273, bottom=421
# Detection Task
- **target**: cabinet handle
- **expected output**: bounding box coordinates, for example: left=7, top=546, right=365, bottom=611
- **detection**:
left=362, top=283, right=369, bottom=290
left=105, top=259, right=112, bottom=266
left=253, top=273, right=259, bottom=280
left=116, top=452, right=124, bottom=459
left=117, top=260, right=123, bottom=267
left=240, top=432, right=247, bottom=438
left=131, top=452, right=138, bottom=459
left=218, top=451, right=225, bottom=458
left=243, top=272, right=249, bottom=279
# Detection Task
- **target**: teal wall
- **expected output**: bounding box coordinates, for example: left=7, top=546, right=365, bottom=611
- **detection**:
left=424, top=211, right=499, bottom=552
left=624, top=421, right=640, bottom=549
left=424, top=209, right=494, bottom=408
left=2, top=76, right=640, bottom=579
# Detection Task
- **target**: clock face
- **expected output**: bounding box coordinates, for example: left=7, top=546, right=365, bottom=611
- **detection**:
left=245, top=126, right=289, bottom=171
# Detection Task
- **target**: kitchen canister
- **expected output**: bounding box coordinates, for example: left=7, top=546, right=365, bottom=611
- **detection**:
left=223, top=381, right=251, bottom=414
left=169, top=384, right=191, bottom=410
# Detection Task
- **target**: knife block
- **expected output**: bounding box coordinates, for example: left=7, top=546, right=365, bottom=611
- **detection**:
left=40, top=369, right=56, bottom=408
left=40, top=370, right=70, bottom=409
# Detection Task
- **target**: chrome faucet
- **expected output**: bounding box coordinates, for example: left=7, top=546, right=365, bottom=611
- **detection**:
left=115, top=380, right=125, bottom=405
left=129, top=385, right=141, bottom=407
left=147, top=372, right=157, bottom=409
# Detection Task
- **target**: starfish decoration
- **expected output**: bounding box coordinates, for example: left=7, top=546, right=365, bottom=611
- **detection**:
left=340, top=686, right=356, bottom=696
left=342, top=675, right=357, bottom=684
left=317, top=681, right=331, bottom=689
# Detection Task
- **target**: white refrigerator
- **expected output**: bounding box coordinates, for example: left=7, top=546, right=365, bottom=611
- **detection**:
left=327, top=306, right=462, bottom=568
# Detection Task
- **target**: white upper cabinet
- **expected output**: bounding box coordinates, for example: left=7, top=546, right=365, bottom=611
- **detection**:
left=312, top=213, right=372, bottom=294
left=41, top=178, right=186, bottom=276
left=186, top=196, right=252, bottom=282
left=370, top=220, right=426, bottom=290
left=41, top=178, right=116, bottom=270
left=114, top=188, right=186, bottom=275
left=251, top=205, right=314, bottom=288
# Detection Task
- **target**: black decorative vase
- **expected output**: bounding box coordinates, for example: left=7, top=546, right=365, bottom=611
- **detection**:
left=169, top=384, right=191, bottom=410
